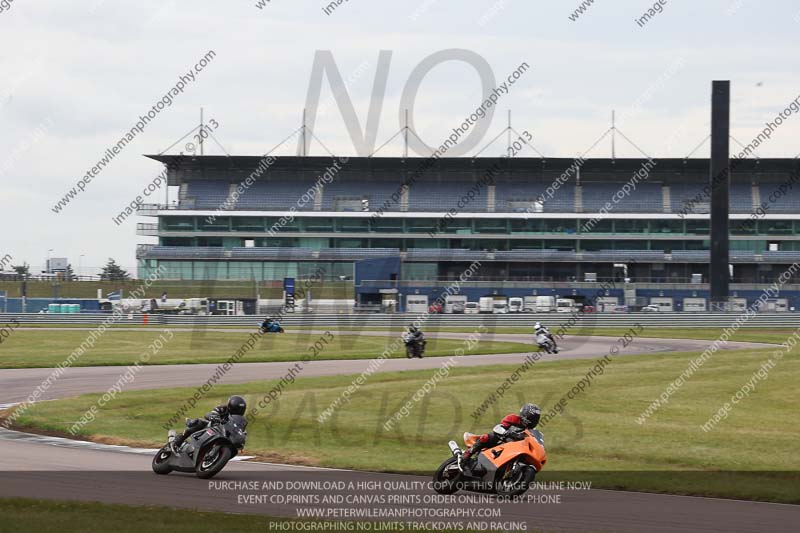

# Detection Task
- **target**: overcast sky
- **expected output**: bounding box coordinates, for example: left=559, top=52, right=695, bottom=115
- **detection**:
left=1, top=0, right=799, bottom=275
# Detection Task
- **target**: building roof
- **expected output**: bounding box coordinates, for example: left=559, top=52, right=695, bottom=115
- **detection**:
left=144, top=154, right=800, bottom=186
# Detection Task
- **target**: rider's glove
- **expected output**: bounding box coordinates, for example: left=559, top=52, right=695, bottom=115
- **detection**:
left=506, top=430, right=523, bottom=441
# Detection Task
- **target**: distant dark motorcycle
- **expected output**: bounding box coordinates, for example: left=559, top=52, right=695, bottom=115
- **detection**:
left=152, top=415, right=247, bottom=479
left=403, top=333, right=426, bottom=358
left=260, top=321, right=284, bottom=334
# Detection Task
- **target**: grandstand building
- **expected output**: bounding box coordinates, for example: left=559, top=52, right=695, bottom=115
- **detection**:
left=136, top=155, right=800, bottom=311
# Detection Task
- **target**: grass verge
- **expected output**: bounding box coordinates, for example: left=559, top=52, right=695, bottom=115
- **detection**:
left=11, top=325, right=789, bottom=344
left=0, top=330, right=532, bottom=368
left=0, top=498, right=483, bottom=533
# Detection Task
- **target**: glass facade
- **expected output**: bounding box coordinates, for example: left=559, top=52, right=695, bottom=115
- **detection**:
left=145, top=213, right=800, bottom=280
left=139, top=260, right=352, bottom=281
left=156, top=215, right=800, bottom=236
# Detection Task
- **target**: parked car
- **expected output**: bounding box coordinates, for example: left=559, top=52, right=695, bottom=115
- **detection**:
left=464, top=302, right=479, bottom=314
left=429, top=302, right=444, bottom=314
left=642, top=304, right=660, bottom=312
left=451, top=302, right=465, bottom=314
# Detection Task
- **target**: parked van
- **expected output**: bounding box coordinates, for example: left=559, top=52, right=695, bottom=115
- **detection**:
left=444, top=294, right=468, bottom=314
left=522, top=296, right=537, bottom=313
left=479, top=297, right=495, bottom=313
left=535, top=296, right=556, bottom=313
left=508, top=297, right=523, bottom=313
left=556, top=298, right=576, bottom=313
left=464, top=302, right=479, bottom=314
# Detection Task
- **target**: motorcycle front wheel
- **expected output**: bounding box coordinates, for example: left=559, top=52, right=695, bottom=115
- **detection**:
left=151, top=447, right=173, bottom=475
left=432, top=457, right=462, bottom=495
left=195, top=445, right=233, bottom=479
left=495, top=461, right=536, bottom=496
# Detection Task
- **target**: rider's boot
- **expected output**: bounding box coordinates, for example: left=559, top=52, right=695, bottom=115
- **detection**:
left=461, top=449, right=486, bottom=476
left=171, top=432, right=186, bottom=453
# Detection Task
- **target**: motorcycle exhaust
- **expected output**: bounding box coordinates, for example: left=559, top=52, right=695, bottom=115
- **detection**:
left=448, top=440, right=462, bottom=456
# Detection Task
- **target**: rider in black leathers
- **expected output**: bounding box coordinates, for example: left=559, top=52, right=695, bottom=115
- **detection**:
left=405, top=325, right=426, bottom=356
left=171, top=395, right=247, bottom=452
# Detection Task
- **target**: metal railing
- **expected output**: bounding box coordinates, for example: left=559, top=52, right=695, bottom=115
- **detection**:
left=136, top=223, right=159, bottom=236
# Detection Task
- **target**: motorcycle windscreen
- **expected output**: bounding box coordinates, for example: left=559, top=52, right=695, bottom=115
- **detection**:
left=229, top=415, right=247, bottom=429
left=226, top=415, right=248, bottom=446
left=463, top=432, right=479, bottom=447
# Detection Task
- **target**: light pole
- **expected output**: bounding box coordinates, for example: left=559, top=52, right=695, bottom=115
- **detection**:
left=79, top=254, right=85, bottom=281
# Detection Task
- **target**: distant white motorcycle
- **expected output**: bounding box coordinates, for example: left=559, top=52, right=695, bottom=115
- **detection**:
left=536, top=331, right=558, bottom=354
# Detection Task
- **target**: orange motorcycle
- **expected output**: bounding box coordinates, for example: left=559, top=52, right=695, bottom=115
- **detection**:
left=433, top=428, right=546, bottom=496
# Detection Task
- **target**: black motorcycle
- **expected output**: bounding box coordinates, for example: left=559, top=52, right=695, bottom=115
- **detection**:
left=260, top=321, right=285, bottom=333
left=403, top=332, right=426, bottom=358
left=152, top=415, right=247, bottom=479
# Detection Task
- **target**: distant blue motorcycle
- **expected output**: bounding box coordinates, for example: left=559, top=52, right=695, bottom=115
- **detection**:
left=260, top=320, right=285, bottom=334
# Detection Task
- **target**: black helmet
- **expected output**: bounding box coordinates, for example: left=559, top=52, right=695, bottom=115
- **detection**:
left=227, top=395, right=247, bottom=416
left=519, top=403, right=541, bottom=429
left=409, top=325, right=418, bottom=333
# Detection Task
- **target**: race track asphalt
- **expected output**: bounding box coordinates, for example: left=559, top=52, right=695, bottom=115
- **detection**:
left=0, top=332, right=768, bottom=404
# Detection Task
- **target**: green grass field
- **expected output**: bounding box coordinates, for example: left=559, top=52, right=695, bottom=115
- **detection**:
left=0, top=330, right=533, bottom=368
left=11, top=340, right=798, bottom=502
left=0, top=499, right=484, bottom=533
left=12, top=324, right=790, bottom=345
left=305, top=326, right=784, bottom=344
left=0, top=498, right=285, bottom=533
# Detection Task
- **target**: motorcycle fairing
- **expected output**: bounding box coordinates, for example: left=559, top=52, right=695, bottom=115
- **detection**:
left=480, top=430, right=546, bottom=471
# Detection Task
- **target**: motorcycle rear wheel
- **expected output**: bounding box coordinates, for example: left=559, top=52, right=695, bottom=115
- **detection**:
left=432, top=457, right=462, bottom=494
left=195, top=445, right=233, bottom=479
left=151, top=447, right=173, bottom=475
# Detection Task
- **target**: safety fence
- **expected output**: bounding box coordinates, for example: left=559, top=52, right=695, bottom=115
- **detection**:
left=4, top=312, right=799, bottom=328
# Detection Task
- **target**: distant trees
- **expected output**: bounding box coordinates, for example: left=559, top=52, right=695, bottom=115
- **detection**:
left=12, top=263, right=30, bottom=277
left=99, top=259, right=130, bottom=281
left=63, top=263, right=76, bottom=281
